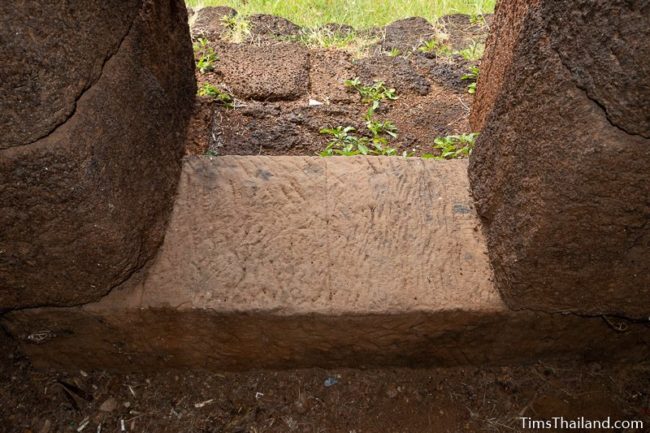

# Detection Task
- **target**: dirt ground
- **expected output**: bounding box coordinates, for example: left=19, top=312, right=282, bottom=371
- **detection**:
left=2, top=330, right=649, bottom=433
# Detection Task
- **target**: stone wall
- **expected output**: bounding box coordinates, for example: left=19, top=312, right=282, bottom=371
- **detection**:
left=0, top=0, right=196, bottom=308
left=469, top=0, right=650, bottom=318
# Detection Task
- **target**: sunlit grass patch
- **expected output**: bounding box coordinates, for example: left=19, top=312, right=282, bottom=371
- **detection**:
left=186, top=0, right=495, bottom=30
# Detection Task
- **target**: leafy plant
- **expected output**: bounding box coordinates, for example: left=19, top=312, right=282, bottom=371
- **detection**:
left=320, top=77, right=401, bottom=157
left=319, top=126, right=398, bottom=156
left=422, top=133, right=479, bottom=159
left=344, top=77, right=398, bottom=118
left=456, top=41, right=485, bottom=61
left=193, top=38, right=217, bottom=73
left=197, top=84, right=234, bottom=108
left=417, top=39, right=453, bottom=56
left=469, top=14, right=486, bottom=25
left=344, top=78, right=398, bottom=104
left=387, top=47, right=401, bottom=57
left=461, top=65, right=479, bottom=94
left=366, top=119, right=398, bottom=138
left=221, top=15, right=250, bottom=43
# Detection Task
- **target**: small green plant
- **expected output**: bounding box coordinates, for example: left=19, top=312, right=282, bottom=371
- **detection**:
left=319, top=126, right=365, bottom=156
left=366, top=119, right=398, bottom=138
left=319, top=116, right=399, bottom=157
left=221, top=15, right=250, bottom=43
left=344, top=78, right=398, bottom=104
left=321, top=77, right=401, bottom=157
left=422, top=133, right=479, bottom=159
left=417, top=39, right=453, bottom=56
left=319, top=126, right=398, bottom=156
left=193, top=38, right=217, bottom=73
left=469, top=14, right=486, bottom=26
left=388, top=47, right=401, bottom=57
left=461, top=65, right=479, bottom=94
left=344, top=77, right=398, bottom=117
left=456, top=41, right=485, bottom=61
left=197, top=84, right=234, bottom=108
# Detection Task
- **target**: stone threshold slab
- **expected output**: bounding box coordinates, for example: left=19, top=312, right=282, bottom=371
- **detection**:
left=141, top=156, right=502, bottom=315
left=4, top=156, right=648, bottom=371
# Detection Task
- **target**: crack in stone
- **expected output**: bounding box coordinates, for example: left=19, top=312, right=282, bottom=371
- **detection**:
left=0, top=252, right=154, bottom=316
left=547, top=34, right=650, bottom=140
left=15, top=3, right=142, bottom=149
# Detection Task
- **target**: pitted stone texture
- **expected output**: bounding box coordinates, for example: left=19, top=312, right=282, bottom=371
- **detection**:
left=143, top=156, right=501, bottom=314
left=469, top=0, right=650, bottom=318
left=248, top=14, right=302, bottom=38
left=547, top=2, right=650, bottom=137
left=190, top=6, right=237, bottom=40
left=469, top=0, right=537, bottom=131
left=0, top=0, right=139, bottom=149
left=309, top=50, right=357, bottom=103
left=382, top=17, right=435, bottom=53
left=217, top=43, right=310, bottom=101
left=0, top=0, right=196, bottom=308
left=355, top=56, right=431, bottom=96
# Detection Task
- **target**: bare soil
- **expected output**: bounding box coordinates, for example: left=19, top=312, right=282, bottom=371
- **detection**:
left=2, top=332, right=649, bottom=433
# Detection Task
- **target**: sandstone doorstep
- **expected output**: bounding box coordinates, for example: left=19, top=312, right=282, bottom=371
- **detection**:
left=3, top=157, right=648, bottom=371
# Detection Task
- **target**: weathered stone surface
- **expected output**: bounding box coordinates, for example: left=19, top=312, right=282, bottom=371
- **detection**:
left=145, top=156, right=499, bottom=313
left=0, top=0, right=196, bottom=308
left=211, top=103, right=363, bottom=155
left=217, top=43, right=310, bottom=101
left=469, top=0, right=538, bottom=130
left=3, top=157, right=648, bottom=371
left=469, top=0, right=650, bottom=318
left=190, top=6, right=237, bottom=40
left=382, top=17, right=435, bottom=52
left=248, top=14, right=302, bottom=38
left=309, top=49, right=357, bottom=103
left=413, top=55, right=473, bottom=93
left=1, top=0, right=139, bottom=149
left=356, top=56, right=430, bottom=96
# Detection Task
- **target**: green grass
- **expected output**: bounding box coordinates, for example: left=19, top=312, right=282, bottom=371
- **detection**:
left=186, top=0, right=495, bottom=29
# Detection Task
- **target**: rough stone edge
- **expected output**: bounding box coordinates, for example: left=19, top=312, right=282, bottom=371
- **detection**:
left=0, top=0, right=196, bottom=310
left=2, top=306, right=648, bottom=372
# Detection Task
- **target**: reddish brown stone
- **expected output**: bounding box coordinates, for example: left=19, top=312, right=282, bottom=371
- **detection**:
left=216, top=43, right=310, bottom=101
left=248, top=14, right=302, bottom=38
left=5, top=307, right=649, bottom=372
left=469, top=0, right=538, bottom=131
left=0, top=0, right=196, bottom=308
left=381, top=17, right=435, bottom=53
left=469, top=0, right=650, bottom=318
left=190, top=6, right=237, bottom=40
